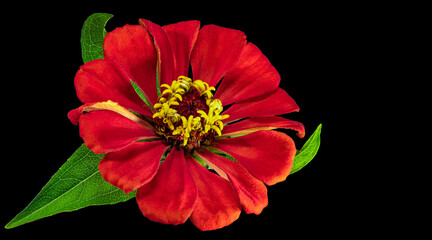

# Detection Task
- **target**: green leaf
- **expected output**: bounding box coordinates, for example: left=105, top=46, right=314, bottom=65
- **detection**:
left=192, top=154, right=209, bottom=168
left=81, top=13, right=113, bottom=63
left=5, top=144, right=135, bottom=229
left=291, top=124, right=322, bottom=174
left=130, top=80, right=151, bottom=107
left=204, top=146, right=238, bottom=163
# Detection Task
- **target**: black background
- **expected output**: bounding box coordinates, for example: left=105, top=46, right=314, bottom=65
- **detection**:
left=1, top=1, right=387, bottom=238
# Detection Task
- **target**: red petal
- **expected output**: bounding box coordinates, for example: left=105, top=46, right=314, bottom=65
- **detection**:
left=99, top=141, right=168, bottom=194
left=186, top=155, right=241, bottom=231
left=215, top=130, right=296, bottom=185
left=163, top=20, right=200, bottom=77
left=214, top=43, right=280, bottom=106
left=222, top=88, right=299, bottom=123
left=103, top=24, right=158, bottom=105
left=221, top=116, right=305, bottom=138
left=74, top=59, right=152, bottom=117
left=190, top=25, right=246, bottom=87
left=68, top=106, right=84, bottom=125
left=67, top=100, right=151, bottom=127
left=79, top=110, right=158, bottom=154
left=137, top=148, right=197, bottom=225
left=140, top=19, right=176, bottom=88
left=197, top=149, right=268, bottom=215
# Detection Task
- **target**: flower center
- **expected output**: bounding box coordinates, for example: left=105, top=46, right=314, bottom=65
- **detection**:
left=152, top=76, right=229, bottom=152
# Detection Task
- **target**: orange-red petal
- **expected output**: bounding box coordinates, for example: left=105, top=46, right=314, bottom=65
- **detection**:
left=78, top=110, right=158, bottom=154
left=222, top=88, right=300, bottom=123
left=186, top=154, right=241, bottom=231
left=136, top=148, right=197, bottom=225
left=214, top=43, right=280, bottom=106
left=190, top=24, right=246, bottom=87
left=163, top=20, right=200, bottom=77
left=215, top=130, right=296, bottom=186
left=103, top=24, right=158, bottom=105
left=197, top=149, right=268, bottom=215
left=220, top=116, right=305, bottom=138
left=74, top=59, right=152, bottom=117
left=99, top=141, right=168, bottom=194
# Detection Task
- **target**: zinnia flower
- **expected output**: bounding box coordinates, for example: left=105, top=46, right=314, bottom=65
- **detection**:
left=68, top=19, right=305, bottom=231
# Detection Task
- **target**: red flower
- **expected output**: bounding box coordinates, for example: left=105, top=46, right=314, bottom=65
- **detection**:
left=68, top=19, right=305, bottom=231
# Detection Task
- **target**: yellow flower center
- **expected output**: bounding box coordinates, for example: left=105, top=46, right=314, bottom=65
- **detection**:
left=152, top=76, right=229, bottom=151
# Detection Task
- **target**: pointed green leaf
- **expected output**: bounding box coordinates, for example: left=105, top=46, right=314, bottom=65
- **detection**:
left=204, top=146, right=238, bottom=163
left=130, top=80, right=151, bottom=107
left=156, top=67, right=162, bottom=96
left=192, top=154, right=209, bottom=168
left=291, top=123, right=322, bottom=174
left=5, top=144, right=135, bottom=229
left=81, top=13, right=113, bottom=63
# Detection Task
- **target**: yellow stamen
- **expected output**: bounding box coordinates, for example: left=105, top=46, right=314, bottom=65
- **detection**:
left=209, top=99, right=223, bottom=114
left=191, top=117, right=202, bottom=130
left=174, top=94, right=183, bottom=102
left=215, top=120, right=224, bottom=131
left=211, top=125, right=222, bottom=136
left=160, top=83, right=171, bottom=89
left=187, top=115, right=194, bottom=130
left=161, top=88, right=173, bottom=96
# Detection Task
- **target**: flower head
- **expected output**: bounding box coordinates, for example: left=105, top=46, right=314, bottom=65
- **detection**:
left=68, top=19, right=305, bottom=230
left=152, top=75, right=228, bottom=150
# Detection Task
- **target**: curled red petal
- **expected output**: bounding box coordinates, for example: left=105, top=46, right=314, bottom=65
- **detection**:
left=215, top=43, right=280, bottom=106
left=163, top=20, right=200, bottom=77
left=68, top=106, right=85, bottom=126
left=103, top=24, right=158, bottom=105
left=190, top=24, right=246, bottom=87
left=197, top=149, right=268, bottom=215
left=79, top=110, right=158, bottom=154
left=140, top=19, right=176, bottom=88
left=137, top=148, right=197, bottom=225
left=186, top=155, right=241, bottom=231
left=222, top=88, right=299, bottom=123
left=99, top=141, right=168, bottom=194
left=67, top=100, right=151, bottom=127
left=220, top=116, right=305, bottom=138
left=215, top=130, right=296, bottom=186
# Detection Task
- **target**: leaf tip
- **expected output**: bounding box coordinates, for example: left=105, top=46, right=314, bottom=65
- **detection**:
left=5, top=220, right=17, bottom=229
left=290, top=123, right=322, bottom=174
